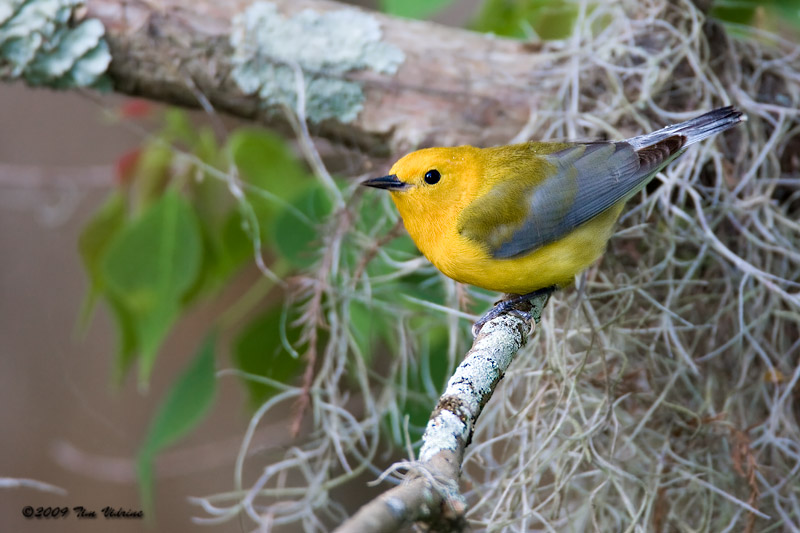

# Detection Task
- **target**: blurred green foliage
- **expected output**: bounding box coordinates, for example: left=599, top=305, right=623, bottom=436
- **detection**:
left=473, top=0, right=578, bottom=40
left=379, top=0, right=455, bottom=19
left=102, top=190, right=202, bottom=386
left=79, top=110, right=319, bottom=392
left=376, top=0, right=800, bottom=39
left=78, top=108, right=330, bottom=512
left=712, top=0, right=800, bottom=33
left=138, top=334, right=217, bottom=519
left=233, top=307, right=307, bottom=410
left=78, top=104, right=461, bottom=513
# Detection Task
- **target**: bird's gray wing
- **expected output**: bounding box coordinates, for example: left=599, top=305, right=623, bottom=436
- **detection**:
left=471, top=138, right=684, bottom=259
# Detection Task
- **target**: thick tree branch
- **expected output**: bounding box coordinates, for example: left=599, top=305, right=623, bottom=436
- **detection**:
left=82, top=0, right=543, bottom=155
left=5, top=0, right=751, bottom=160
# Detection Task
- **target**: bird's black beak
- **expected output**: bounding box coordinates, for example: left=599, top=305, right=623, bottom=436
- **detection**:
left=362, top=174, right=409, bottom=191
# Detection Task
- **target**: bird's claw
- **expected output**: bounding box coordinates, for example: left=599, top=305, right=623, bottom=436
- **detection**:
left=471, top=315, right=491, bottom=337
left=471, top=286, right=555, bottom=337
left=471, top=304, right=501, bottom=337
left=472, top=307, right=534, bottom=337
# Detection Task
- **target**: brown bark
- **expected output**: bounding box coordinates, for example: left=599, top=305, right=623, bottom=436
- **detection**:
left=85, top=0, right=544, bottom=156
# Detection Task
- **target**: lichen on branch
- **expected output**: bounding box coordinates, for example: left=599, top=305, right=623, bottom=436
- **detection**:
left=0, top=0, right=111, bottom=88
left=337, top=294, right=547, bottom=533
left=230, top=1, right=405, bottom=124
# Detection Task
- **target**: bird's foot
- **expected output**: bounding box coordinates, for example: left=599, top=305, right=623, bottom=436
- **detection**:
left=472, top=286, right=556, bottom=337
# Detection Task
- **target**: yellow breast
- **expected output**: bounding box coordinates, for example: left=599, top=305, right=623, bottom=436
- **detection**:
left=402, top=201, right=624, bottom=295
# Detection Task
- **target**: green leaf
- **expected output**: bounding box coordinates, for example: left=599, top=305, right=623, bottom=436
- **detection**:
left=175, top=118, right=252, bottom=300
left=132, top=142, right=173, bottom=212
left=188, top=134, right=227, bottom=233
left=102, top=190, right=202, bottom=386
left=423, top=326, right=452, bottom=390
left=711, top=0, right=759, bottom=25
left=162, top=108, right=197, bottom=145
left=220, top=210, right=257, bottom=267
left=526, top=0, right=578, bottom=40
left=228, top=128, right=313, bottom=224
left=233, top=307, right=305, bottom=410
left=473, top=0, right=522, bottom=36
left=771, top=0, right=800, bottom=28
left=379, top=0, right=454, bottom=19
left=225, top=128, right=326, bottom=279
left=77, top=192, right=126, bottom=331
left=229, top=129, right=309, bottom=187
left=473, top=0, right=578, bottom=40
left=273, top=184, right=333, bottom=267
left=397, top=272, right=446, bottom=307
left=139, top=335, right=217, bottom=454
left=137, top=334, right=217, bottom=518
left=182, top=211, right=250, bottom=301
left=107, top=294, right=139, bottom=384
left=183, top=178, right=248, bottom=303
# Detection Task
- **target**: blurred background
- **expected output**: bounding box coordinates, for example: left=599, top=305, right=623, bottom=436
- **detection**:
left=0, top=84, right=252, bottom=532
left=0, top=3, right=482, bottom=530
left=2, top=0, right=798, bottom=532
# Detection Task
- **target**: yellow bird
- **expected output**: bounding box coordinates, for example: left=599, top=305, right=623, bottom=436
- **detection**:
left=363, top=107, right=745, bottom=333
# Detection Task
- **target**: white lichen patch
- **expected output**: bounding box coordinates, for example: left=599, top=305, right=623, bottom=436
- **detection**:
left=0, top=0, right=111, bottom=88
left=418, top=314, right=526, bottom=463
left=419, top=410, right=464, bottom=462
left=230, top=2, right=405, bottom=123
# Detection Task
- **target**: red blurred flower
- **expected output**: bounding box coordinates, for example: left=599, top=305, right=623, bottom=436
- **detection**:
left=115, top=149, right=141, bottom=185
left=119, top=99, right=153, bottom=119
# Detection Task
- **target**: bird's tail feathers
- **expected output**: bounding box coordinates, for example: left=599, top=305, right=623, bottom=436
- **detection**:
left=627, top=106, right=745, bottom=150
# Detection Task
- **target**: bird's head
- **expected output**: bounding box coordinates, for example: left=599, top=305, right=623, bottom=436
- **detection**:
left=362, top=146, right=483, bottom=228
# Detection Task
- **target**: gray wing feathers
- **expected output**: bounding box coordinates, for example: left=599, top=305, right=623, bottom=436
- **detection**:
left=491, top=107, right=744, bottom=259
left=493, top=142, right=643, bottom=258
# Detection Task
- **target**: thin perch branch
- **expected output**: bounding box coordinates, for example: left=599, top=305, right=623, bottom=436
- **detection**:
left=336, top=294, right=548, bottom=532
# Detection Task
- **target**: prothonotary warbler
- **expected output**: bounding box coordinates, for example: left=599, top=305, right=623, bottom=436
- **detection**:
left=363, top=107, right=745, bottom=334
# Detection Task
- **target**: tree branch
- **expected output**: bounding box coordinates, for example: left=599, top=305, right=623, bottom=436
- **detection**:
left=336, top=294, right=548, bottom=533
left=4, top=0, right=757, bottom=160
left=81, top=0, right=543, bottom=155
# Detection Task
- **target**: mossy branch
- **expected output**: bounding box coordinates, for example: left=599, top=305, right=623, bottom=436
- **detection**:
left=336, top=294, right=548, bottom=533
left=2, top=0, right=564, bottom=155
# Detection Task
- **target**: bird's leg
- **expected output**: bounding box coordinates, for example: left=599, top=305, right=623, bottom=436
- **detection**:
left=472, top=286, right=556, bottom=337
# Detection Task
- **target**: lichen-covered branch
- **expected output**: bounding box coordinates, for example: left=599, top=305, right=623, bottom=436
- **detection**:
left=336, top=295, right=548, bottom=533
left=2, top=0, right=555, bottom=155
left=0, top=0, right=110, bottom=88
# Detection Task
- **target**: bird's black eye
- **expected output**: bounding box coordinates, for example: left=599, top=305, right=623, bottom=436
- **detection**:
left=424, top=169, right=441, bottom=185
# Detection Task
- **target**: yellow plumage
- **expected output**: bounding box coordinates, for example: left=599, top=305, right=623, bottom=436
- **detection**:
left=384, top=145, right=625, bottom=294
left=363, top=107, right=744, bottom=321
